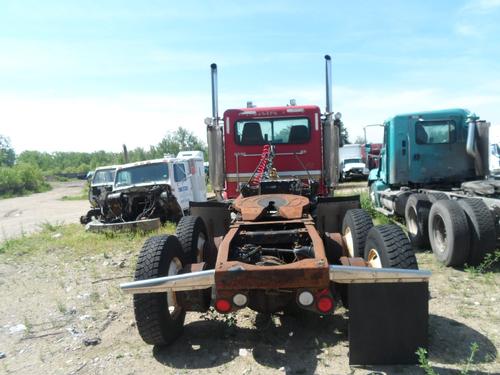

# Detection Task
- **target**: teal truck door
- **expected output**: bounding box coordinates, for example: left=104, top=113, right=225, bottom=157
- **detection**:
left=407, top=115, right=465, bottom=184
left=391, top=117, right=410, bottom=184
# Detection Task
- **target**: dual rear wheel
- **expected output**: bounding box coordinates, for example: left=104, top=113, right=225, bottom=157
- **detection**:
left=133, top=216, right=210, bottom=346
left=342, top=209, right=418, bottom=270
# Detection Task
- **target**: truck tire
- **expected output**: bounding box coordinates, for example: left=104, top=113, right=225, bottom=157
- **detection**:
left=175, top=216, right=210, bottom=265
left=428, top=192, right=449, bottom=203
left=363, top=224, right=418, bottom=269
left=405, top=194, right=431, bottom=249
left=457, top=198, right=496, bottom=266
left=133, top=235, right=187, bottom=346
left=342, top=209, right=374, bottom=257
left=428, top=200, right=470, bottom=266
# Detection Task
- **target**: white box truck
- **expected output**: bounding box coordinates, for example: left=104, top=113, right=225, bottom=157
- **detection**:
left=339, top=144, right=369, bottom=181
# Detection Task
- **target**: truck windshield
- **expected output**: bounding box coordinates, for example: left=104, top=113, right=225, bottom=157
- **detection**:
left=235, top=118, right=310, bottom=145
left=344, top=158, right=363, bottom=164
left=415, top=120, right=456, bottom=144
left=115, top=163, right=169, bottom=187
left=92, top=169, right=116, bottom=185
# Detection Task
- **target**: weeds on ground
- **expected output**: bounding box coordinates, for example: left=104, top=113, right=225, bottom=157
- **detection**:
left=417, top=342, right=479, bottom=375
left=201, top=307, right=238, bottom=327
left=57, top=300, right=67, bottom=314
left=0, top=222, right=176, bottom=259
left=416, top=348, right=438, bottom=375
left=38, top=221, right=63, bottom=232
left=359, top=192, right=392, bottom=225
left=465, top=250, right=500, bottom=277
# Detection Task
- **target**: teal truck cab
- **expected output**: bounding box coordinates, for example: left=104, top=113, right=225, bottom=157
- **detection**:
left=369, top=108, right=499, bottom=266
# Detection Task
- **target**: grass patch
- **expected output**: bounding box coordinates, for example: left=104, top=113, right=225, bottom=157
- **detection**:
left=417, top=342, right=480, bottom=375
left=465, top=250, right=500, bottom=276
left=0, top=222, right=176, bottom=259
left=61, top=183, right=89, bottom=201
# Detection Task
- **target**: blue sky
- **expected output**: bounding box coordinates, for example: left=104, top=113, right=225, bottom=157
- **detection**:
left=1, top=0, right=499, bottom=152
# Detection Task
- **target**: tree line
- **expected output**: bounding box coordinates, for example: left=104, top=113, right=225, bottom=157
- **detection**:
left=0, top=127, right=207, bottom=198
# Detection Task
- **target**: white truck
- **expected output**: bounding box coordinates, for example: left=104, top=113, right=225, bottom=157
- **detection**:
left=339, top=144, right=369, bottom=181
left=85, top=151, right=207, bottom=231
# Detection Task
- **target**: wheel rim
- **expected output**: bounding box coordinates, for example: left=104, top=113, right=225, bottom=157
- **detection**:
left=343, top=227, right=354, bottom=257
left=407, top=207, right=419, bottom=235
left=166, top=257, right=182, bottom=318
left=196, top=233, right=206, bottom=263
left=367, top=249, right=382, bottom=268
left=432, top=215, right=447, bottom=255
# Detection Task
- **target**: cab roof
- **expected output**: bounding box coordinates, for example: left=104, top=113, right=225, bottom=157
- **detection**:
left=223, top=105, right=321, bottom=118
left=386, top=108, right=470, bottom=123
left=115, top=158, right=180, bottom=171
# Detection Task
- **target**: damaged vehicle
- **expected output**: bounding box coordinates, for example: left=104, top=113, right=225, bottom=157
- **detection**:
left=80, top=165, right=117, bottom=224
left=86, top=153, right=207, bottom=231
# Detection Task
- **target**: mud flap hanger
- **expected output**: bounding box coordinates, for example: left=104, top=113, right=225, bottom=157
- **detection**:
left=120, top=265, right=430, bottom=294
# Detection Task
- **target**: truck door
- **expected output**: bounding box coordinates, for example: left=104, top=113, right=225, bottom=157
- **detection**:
left=407, top=116, right=466, bottom=184
left=173, top=162, right=192, bottom=211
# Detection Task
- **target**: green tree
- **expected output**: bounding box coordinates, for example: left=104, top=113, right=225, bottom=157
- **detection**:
left=150, top=127, right=207, bottom=159
left=340, top=121, right=350, bottom=145
left=0, top=135, right=16, bottom=167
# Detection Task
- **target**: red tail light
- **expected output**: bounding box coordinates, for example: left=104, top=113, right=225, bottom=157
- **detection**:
left=315, top=289, right=334, bottom=313
left=215, top=298, right=232, bottom=313
left=317, top=296, right=334, bottom=313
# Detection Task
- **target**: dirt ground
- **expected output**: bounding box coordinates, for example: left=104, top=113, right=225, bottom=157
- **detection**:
left=0, top=183, right=499, bottom=374
left=0, top=181, right=89, bottom=242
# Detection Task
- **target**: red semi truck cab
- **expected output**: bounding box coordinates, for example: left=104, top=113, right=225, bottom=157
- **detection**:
left=222, top=105, right=326, bottom=198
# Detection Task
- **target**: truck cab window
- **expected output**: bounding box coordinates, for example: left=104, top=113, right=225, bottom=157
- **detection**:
left=174, top=163, right=186, bottom=182
left=235, top=118, right=310, bottom=145
left=415, top=121, right=456, bottom=144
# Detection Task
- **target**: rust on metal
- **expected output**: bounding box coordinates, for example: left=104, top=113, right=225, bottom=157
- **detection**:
left=233, top=194, right=309, bottom=221
left=213, top=236, right=224, bottom=250
left=214, top=220, right=329, bottom=290
left=339, top=256, right=368, bottom=267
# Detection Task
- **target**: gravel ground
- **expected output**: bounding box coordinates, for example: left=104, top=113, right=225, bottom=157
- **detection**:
left=0, top=181, right=89, bottom=242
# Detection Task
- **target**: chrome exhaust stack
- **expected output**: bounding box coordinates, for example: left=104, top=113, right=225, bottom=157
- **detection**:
left=120, top=269, right=215, bottom=294
left=329, top=265, right=431, bottom=284
left=325, top=54, right=332, bottom=113
left=322, top=54, right=340, bottom=189
left=207, top=63, right=226, bottom=200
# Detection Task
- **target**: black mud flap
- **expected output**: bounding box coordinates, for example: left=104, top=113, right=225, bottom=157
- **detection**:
left=315, top=195, right=360, bottom=235
left=189, top=201, right=231, bottom=238
left=348, top=282, right=428, bottom=365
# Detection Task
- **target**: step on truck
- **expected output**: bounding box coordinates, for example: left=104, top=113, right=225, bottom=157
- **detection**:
left=369, top=109, right=499, bottom=267
left=120, top=56, right=431, bottom=365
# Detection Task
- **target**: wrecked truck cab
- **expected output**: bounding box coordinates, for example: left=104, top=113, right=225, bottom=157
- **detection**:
left=85, top=154, right=208, bottom=231
left=105, top=160, right=186, bottom=224
left=80, top=165, right=118, bottom=225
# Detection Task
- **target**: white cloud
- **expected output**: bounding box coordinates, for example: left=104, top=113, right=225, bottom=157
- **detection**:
left=462, top=0, right=500, bottom=12
left=0, top=93, right=210, bottom=153
left=2, top=83, right=499, bottom=154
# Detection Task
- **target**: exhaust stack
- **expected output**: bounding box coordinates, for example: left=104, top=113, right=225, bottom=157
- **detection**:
left=325, top=54, right=332, bottom=113
left=211, top=63, right=219, bottom=121
left=207, top=63, right=226, bottom=200
left=322, top=54, right=340, bottom=190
